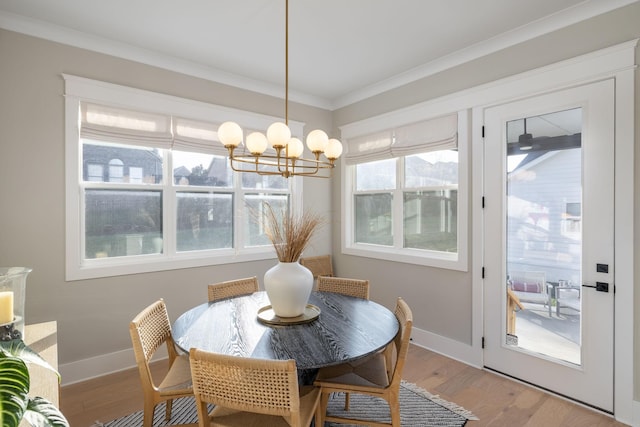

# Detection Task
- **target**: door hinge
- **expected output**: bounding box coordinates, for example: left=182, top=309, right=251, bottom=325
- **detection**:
left=482, top=196, right=485, bottom=208
left=482, top=125, right=485, bottom=138
left=482, top=336, right=485, bottom=349
left=482, top=267, right=485, bottom=279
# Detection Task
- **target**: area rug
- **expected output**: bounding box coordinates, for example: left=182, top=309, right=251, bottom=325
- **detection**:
left=95, top=381, right=477, bottom=427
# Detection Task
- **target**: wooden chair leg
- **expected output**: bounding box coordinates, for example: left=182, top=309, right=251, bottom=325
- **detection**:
left=142, top=400, right=155, bottom=427
left=317, top=391, right=330, bottom=426
left=389, top=393, right=401, bottom=427
left=195, top=400, right=209, bottom=427
left=165, top=398, right=173, bottom=420
left=315, top=396, right=324, bottom=427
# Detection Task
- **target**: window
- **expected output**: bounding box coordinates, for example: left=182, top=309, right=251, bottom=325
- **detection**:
left=342, top=111, right=468, bottom=270
left=64, top=75, right=303, bottom=280
left=108, top=159, right=124, bottom=182
left=87, top=164, right=103, bottom=181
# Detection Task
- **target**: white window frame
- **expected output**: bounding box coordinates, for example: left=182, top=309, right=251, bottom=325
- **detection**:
left=341, top=109, right=468, bottom=271
left=64, top=74, right=303, bottom=280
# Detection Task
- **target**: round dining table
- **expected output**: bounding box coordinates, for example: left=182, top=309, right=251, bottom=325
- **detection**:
left=172, top=291, right=399, bottom=375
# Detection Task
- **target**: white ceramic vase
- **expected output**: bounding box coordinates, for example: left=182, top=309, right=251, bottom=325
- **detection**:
left=264, top=261, right=313, bottom=317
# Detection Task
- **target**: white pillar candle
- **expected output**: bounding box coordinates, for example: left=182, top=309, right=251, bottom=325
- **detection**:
left=0, top=291, right=14, bottom=324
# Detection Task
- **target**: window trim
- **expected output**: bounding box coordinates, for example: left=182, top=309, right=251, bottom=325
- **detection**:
left=341, top=109, right=468, bottom=271
left=64, top=74, right=303, bottom=280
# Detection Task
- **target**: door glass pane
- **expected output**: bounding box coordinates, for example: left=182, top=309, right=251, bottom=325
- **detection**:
left=505, top=108, right=582, bottom=365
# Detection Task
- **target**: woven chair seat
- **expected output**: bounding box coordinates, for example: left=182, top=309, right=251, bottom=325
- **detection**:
left=205, top=388, right=320, bottom=427
left=157, top=354, right=192, bottom=394
left=315, top=352, right=389, bottom=388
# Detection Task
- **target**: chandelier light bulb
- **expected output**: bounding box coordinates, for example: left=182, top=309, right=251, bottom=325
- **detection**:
left=245, top=132, right=268, bottom=155
left=306, top=129, right=329, bottom=153
left=215, top=0, right=339, bottom=178
left=217, top=121, right=243, bottom=147
left=266, top=122, right=292, bottom=148
left=286, top=138, right=304, bottom=158
left=324, top=138, right=343, bottom=160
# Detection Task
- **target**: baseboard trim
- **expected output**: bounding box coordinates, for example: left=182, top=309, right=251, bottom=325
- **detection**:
left=59, top=348, right=134, bottom=385
left=409, top=326, right=482, bottom=369
left=60, top=325, right=479, bottom=386
left=59, top=346, right=168, bottom=386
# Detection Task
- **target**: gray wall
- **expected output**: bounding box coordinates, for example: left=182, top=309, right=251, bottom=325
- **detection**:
left=330, top=0, right=640, bottom=397
left=0, top=28, right=332, bottom=366
left=1, top=0, right=639, bottom=399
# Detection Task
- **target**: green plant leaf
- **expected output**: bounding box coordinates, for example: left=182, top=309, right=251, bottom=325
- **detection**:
left=0, top=340, right=60, bottom=380
left=23, top=397, right=70, bottom=427
left=0, top=352, right=29, bottom=427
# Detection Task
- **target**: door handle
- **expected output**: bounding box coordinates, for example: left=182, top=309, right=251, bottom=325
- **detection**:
left=582, top=282, right=609, bottom=293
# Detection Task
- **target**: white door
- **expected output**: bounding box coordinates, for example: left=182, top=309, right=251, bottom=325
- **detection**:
left=483, top=79, right=614, bottom=412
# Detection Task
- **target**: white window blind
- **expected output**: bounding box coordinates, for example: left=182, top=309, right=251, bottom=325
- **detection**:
left=344, top=113, right=458, bottom=165
left=80, top=102, right=173, bottom=149
left=81, top=103, right=231, bottom=156
left=172, top=116, right=228, bottom=156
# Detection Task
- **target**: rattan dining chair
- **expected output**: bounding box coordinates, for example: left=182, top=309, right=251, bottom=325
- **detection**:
left=189, top=349, right=322, bottom=426
left=314, top=297, right=413, bottom=427
left=317, top=276, right=370, bottom=300
left=129, top=299, right=195, bottom=427
left=207, top=276, right=259, bottom=302
left=300, top=255, right=334, bottom=279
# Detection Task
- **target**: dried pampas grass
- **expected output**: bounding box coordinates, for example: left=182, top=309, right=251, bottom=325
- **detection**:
left=261, top=203, right=324, bottom=263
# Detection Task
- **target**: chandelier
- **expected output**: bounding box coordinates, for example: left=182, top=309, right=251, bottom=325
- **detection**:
left=216, top=0, right=342, bottom=178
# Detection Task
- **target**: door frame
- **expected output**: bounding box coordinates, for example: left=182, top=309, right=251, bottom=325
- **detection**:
left=468, top=41, right=636, bottom=422
left=482, top=82, right=615, bottom=411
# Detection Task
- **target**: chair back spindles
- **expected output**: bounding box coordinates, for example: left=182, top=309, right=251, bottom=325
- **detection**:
left=317, top=276, right=370, bottom=300
left=189, top=349, right=321, bottom=426
left=129, top=299, right=194, bottom=427
left=300, top=255, right=333, bottom=279
left=208, top=276, right=259, bottom=302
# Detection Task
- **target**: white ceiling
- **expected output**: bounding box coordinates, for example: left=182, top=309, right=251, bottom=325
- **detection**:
left=0, top=0, right=636, bottom=109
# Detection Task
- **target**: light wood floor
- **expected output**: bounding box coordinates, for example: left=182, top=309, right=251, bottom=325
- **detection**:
left=60, top=344, right=627, bottom=427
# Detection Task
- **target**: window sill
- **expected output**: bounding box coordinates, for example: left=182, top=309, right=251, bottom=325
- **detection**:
left=65, top=249, right=276, bottom=281
left=342, top=244, right=468, bottom=271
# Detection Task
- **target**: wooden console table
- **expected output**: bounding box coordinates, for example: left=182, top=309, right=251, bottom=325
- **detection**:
left=22, top=321, right=59, bottom=426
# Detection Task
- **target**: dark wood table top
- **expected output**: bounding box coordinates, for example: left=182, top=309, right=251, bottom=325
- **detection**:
left=173, top=291, right=399, bottom=370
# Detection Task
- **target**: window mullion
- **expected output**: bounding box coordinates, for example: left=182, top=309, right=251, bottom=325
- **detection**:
left=393, top=157, right=404, bottom=249
left=164, top=149, right=176, bottom=257
left=236, top=186, right=245, bottom=254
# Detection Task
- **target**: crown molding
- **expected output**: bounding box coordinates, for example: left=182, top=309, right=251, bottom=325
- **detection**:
left=331, top=0, right=640, bottom=109
left=1, top=0, right=637, bottom=111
